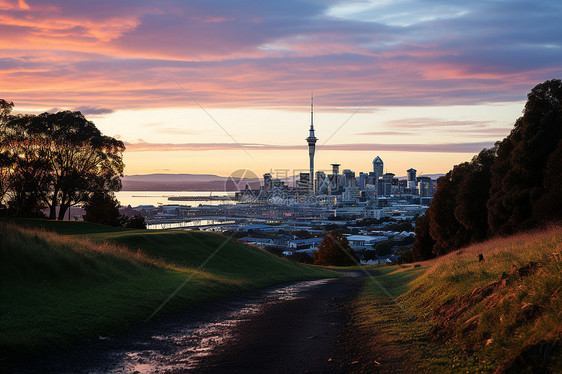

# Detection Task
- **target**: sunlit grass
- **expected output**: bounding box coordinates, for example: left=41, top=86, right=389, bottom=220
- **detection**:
left=351, top=225, right=562, bottom=373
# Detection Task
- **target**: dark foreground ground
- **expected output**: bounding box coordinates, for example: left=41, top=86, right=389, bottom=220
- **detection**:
left=7, top=274, right=367, bottom=374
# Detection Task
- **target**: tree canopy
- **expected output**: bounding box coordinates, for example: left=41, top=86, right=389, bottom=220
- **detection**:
left=0, top=104, right=125, bottom=219
left=488, top=79, right=562, bottom=234
left=413, top=79, right=562, bottom=259
left=313, top=231, right=359, bottom=266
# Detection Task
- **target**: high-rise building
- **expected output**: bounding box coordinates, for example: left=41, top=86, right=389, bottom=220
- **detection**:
left=263, top=173, right=272, bottom=194
left=372, top=156, right=383, bottom=178
left=330, top=163, right=341, bottom=195
left=315, top=171, right=326, bottom=194
left=298, top=173, right=310, bottom=192
left=306, top=95, right=317, bottom=195
left=407, top=168, right=417, bottom=189
left=418, top=176, right=432, bottom=197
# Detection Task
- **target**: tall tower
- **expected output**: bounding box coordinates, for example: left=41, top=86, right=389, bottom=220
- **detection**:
left=306, top=94, right=318, bottom=194
left=372, top=156, right=384, bottom=178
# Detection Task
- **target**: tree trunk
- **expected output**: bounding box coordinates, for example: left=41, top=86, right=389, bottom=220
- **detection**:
left=49, top=189, right=58, bottom=220
left=58, top=193, right=67, bottom=220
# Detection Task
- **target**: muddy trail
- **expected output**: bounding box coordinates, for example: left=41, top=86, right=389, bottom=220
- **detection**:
left=9, top=274, right=366, bottom=374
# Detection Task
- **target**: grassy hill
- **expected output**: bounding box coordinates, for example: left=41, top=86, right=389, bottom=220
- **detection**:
left=347, top=225, right=562, bottom=373
left=0, top=219, right=335, bottom=359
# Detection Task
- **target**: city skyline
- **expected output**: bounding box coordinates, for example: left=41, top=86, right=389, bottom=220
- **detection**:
left=2, top=0, right=561, bottom=176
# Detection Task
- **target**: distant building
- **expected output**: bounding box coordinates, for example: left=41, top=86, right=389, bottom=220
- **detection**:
left=407, top=168, right=417, bottom=189
left=346, top=234, right=386, bottom=252
left=315, top=171, right=326, bottom=194
left=263, top=173, right=272, bottom=194
left=372, top=156, right=384, bottom=178
left=418, top=176, right=432, bottom=197
left=288, top=237, right=323, bottom=250
left=298, top=172, right=310, bottom=193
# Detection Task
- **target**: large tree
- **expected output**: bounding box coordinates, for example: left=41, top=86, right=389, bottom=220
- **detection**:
left=413, top=79, right=562, bottom=259
left=488, top=79, right=562, bottom=234
left=453, top=147, right=496, bottom=242
left=414, top=147, right=496, bottom=257
left=1, top=113, right=52, bottom=217
left=0, top=107, right=125, bottom=219
left=412, top=213, right=435, bottom=261
left=0, top=100, right=14, bottom=207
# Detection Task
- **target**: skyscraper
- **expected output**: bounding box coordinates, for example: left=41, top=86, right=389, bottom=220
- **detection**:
left=407, top=168, right=417, bottom=189
left=372, top=156, right=383, bottom=178
left=306, top=95, right=317, bottom=194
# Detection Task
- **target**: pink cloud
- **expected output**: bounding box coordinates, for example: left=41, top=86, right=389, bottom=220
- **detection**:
left=0, top=0, right=560, bottom=111
left=124, top=141, right=494, bottom=153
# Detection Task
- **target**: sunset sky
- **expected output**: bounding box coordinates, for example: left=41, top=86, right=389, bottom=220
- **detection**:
left=2, top=0, right=561, bottom=178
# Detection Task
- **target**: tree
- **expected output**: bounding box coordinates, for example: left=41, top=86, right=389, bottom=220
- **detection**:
left=0, top=108, right=125, bottom=219
left=0, top=100, right=14, bottom=207
left=83, top=191, right=123, bottom=227
left=374, top=240, right=394, bottom=256
left=532, top=139, right=562, bottom=224
left=411, top=213, right=435, bottom=261
left=427, top=166, right=471, bottom=255
left=1, top=114, right=52, bottom=217
left=312, top=231, right=359, bottom=266
left=418, top=147, right=496, bottom=257
left=488, top=79, right=562, bottom=234
left=124, top=215, right=147, bottom=229
left=453, top=147, right=496, bottom=242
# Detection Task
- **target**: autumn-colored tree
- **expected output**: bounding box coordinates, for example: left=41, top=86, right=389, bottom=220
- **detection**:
left=313, top=231, right=358, bottom=266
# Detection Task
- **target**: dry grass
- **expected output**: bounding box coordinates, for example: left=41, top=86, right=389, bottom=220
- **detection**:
left=351, top=225, right=562, bottom=373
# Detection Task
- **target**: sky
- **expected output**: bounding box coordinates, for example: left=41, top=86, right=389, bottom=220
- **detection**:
left=1, top=0, right=561, bottom=178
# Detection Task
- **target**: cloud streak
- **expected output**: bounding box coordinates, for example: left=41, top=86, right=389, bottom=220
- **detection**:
left=124, top=141, right=495, bottom=154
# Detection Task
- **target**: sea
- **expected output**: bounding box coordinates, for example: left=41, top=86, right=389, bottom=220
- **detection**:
left=115, top=190, right=236, bottom=207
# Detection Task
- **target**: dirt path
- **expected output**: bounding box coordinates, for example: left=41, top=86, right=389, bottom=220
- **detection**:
left=10, top=275, right=365, bottom=373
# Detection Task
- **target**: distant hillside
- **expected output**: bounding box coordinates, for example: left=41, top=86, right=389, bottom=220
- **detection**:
left=122, top=173, right=292, bottom=191
left=122, top=173, right=260, bottom=191
left=124, top=173, right=228, bottom=182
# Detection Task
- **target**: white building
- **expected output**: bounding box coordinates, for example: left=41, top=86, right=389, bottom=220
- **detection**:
left=346, top=235, right=387, bottom=251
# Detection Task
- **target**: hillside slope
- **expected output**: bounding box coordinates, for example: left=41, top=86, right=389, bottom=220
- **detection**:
left=346, top=225, right=562, bottom=373
left=0, top=221, right=334, bottom=359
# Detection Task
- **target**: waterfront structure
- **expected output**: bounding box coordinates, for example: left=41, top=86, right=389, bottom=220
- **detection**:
left=306, top=95, right=318, bottom=195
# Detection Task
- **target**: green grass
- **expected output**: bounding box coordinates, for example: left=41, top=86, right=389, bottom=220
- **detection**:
left=350, top=225, right=562, bottom=373
left=0, top=220, right=336, bottom=359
